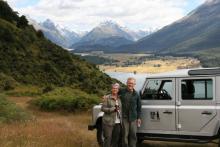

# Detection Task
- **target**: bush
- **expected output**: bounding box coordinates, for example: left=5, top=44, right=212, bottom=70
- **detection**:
left=0, top=94, right=30, bottom=123
left=32, top=87, right=100, bottom=111
left=0, top=27, right=15, bottom=42
left=0, top=73, right=18, bottom=91
left=42, top=84, right=54, bottom=93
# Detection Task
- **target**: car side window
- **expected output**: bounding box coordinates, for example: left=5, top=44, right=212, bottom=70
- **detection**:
left=142, top=80, right=173, bottom=100
left=181, top=79, right=213, bottom=100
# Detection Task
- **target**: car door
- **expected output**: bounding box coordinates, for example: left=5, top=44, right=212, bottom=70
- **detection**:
left=177, top=77, right=217, bottom=135
left=139, top=78, right=176, bottom=133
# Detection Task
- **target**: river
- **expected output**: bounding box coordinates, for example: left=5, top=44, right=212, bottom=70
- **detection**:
left=106, top=72, right=149, bottom=91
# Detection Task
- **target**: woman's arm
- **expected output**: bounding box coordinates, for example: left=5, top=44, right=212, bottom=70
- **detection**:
left=101, top=98, right=115, bottom=114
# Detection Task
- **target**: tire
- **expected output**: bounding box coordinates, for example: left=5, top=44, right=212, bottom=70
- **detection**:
left=137, top=137, right=143, bottom=147
left=96, top=122, right=104, bottom=147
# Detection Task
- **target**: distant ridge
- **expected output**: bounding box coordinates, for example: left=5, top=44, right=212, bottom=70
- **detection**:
left=121, top=0, right=220, bottom=54
left=118, top=0, right=220, bottom=67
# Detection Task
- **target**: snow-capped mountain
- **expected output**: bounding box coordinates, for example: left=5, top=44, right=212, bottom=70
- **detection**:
left=71, top=21, right=151, bottom=52
left=79, top=21, right=134, bottom=43
left=28, top=18, right=80, bottom=48
left=40, top=19, right=81, bottom=48
left=28, top=18, right=151, bottom=52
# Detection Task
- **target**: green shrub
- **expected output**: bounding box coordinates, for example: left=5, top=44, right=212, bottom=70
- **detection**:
left=0, top=94, right=30, bottom=123
left=0, top=73, right=18, bottom=91
left=32, top=87, right=100, bottom=111
left=42, top=84, right=54, bottom=93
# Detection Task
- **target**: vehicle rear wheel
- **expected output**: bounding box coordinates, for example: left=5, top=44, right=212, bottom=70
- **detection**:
left=96, top=122, right=104, bottom=147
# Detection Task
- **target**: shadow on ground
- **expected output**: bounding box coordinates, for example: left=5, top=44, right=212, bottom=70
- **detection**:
left=138, top=140, right=218, bottom=147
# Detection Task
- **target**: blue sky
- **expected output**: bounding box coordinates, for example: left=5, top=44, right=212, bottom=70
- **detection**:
left=12, top=0, right=39, bottom=8
left=7, top=0, right=206, bottom=32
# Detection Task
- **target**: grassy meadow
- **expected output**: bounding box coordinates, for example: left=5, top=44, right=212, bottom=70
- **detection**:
left=0, top=89, right=218, bottom=147
left=99, top=57, right=200, bottom=73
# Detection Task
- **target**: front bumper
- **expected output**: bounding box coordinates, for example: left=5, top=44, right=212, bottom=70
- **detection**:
left=88, top=124, right=96, bottom=130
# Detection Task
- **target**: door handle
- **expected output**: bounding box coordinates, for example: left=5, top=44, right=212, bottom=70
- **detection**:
left=201, top=111, right=212, bottom=115
left=163, top=111, right=172, bottom=114
left=176, top=101, right=181, bottom=106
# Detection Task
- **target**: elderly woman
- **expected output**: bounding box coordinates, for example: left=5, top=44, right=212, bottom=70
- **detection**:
left=101, top=83, right=122, bottom=147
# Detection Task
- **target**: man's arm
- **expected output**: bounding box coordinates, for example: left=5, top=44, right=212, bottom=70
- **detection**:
left=137, top=94, right=142, bottom=119
left=136, top=94, right=142, bottom=126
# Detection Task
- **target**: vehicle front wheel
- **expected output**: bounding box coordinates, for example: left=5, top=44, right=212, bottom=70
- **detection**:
left=219, top=138, right=220, bottom=147
left=137, top=138, right=143, bottom=147
left=96, top=122, right=104, bottom=147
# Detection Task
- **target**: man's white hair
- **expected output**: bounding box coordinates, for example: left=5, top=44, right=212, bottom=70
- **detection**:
left=127, top=77, right=136, bottom=82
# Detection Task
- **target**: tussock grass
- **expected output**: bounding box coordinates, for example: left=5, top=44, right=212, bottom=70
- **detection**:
left=5, top=85, right=42, bottom=97
left=0, top=112, right=99, bottom=147
left=0, top=94, right=30, bottom=123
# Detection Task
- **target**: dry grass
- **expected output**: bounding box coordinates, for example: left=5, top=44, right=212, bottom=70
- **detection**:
left=0, top=97, right=99, bottom=147
left=0, top=112, right=98, bottom=147
left=0, top=97, right=217, bottom=147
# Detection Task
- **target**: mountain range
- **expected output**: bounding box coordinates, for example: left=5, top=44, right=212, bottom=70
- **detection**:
left=71, top=21, right=150, bottom=52
left=25, top=0, right=220, bottom=67
left=29, top=19, right=150, bottom=51
left=71, top=0, right=220, bottom=62
left=120, top=0, right=220, bottom=54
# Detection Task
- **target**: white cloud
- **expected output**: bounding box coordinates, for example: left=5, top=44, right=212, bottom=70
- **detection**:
left=6, top=0, right=205, bottom=32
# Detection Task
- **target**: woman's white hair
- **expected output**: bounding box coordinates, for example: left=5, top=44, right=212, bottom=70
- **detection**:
left=112, top=83, right=120, bottom=88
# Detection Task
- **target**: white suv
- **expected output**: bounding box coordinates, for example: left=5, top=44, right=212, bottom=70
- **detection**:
left=88, top=68, right=220, bottom=146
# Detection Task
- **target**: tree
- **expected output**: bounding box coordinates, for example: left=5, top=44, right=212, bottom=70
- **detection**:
left=36, top=30, right=44, bottom=38
left=0, top=0, right=19, bottom=23
left=17, top=15, right=28, bottom=28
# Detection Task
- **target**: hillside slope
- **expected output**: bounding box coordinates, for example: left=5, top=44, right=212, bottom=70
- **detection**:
left=0, top=0, right=116, bottom=94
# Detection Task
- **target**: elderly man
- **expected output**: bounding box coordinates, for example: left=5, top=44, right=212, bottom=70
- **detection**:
left=119, top=77, right=142, bottom=147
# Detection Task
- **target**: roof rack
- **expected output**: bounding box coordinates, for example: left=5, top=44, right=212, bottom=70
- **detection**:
left=188, top=68, right=220, bottom=75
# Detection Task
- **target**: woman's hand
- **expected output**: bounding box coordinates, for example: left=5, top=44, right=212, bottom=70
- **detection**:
left=137, top=119, right=141, bottom=127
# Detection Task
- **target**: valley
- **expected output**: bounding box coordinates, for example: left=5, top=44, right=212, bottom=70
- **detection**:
left=79, top=53, right=201, bottom=74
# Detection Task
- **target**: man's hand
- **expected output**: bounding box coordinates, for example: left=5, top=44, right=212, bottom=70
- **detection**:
left=137, top=119, right=141, bottom=127
left=101, top=95, right=107, bottom=102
